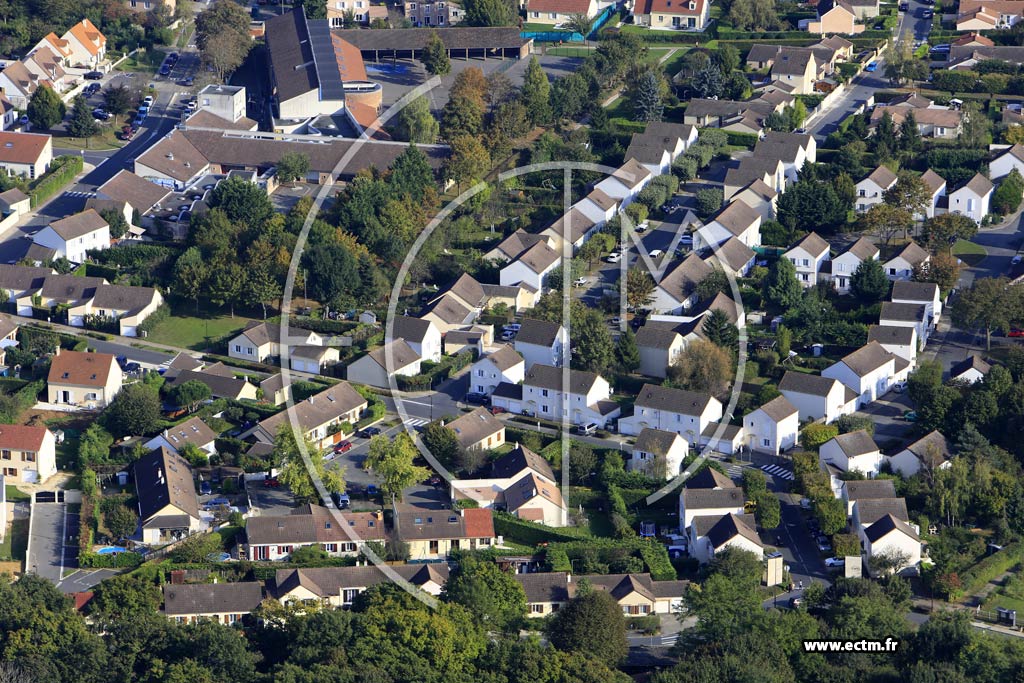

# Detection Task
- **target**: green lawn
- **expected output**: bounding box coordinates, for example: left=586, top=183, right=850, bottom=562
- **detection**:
left=952, top=239, right=987, bottom=267
left=146, top=310, right=257, bottom=351
left=0, top=519, right=28, bottom=562
left=4, top=485, right=29, bottom=503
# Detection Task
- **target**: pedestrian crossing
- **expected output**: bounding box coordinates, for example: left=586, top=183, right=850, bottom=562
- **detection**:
left=403, top=417, right=429, bottom=428
left=761, top=464, right=795, bottom=481
left=724, top=463, right=744, bottom=478
left=65, top=191, right=96, bottom=199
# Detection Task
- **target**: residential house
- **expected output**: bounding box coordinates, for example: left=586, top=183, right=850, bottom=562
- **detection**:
left=62, top=19, right=107, bottom=69
left=950, top=355, right=991, bottom=384
left=957, top=0, right=1024, bottom=30
left=948, top=173, right=993, bottom=223
left=388, top=316, right=441, bottom=363
left=585, top=573, right=689, bottom=615
left=841, top=478, right=896, bottom=516
left=403, top=0, right=463, bottom=27
left=889, top=430, right=953, bottom=477
left=165, top=364, right=258, bottom=401
left=689, top=513, right=764, bottom=563
left=701, top=422, right=747, bottom=455
left=485, top=229, right=551, bottom=263
left=514, top=319, right=568, bottom=370
left=273, top=564, right=449, bottom=608
left=635, top=325, right=686, bottom=379
left=134, top=447, right=203, bottom=545
left=632, top=0, right=710, bottom=30
left=822, top=341, right=909, bottom=407
left=345, top=340, right=422, bottom=389
left=892, top=279, right=942, bottom=324
left=867, top=325, right=918, bottom=364
left=0, top=264, right=55, bottom=308
left=768, top=50, right=819, bottom=95
left=778, top=371, right=857, bottom=423
left=18, top=274, right=106, bottom=320
left=0, top=63, right=42, bottom=110
left=819, top=430, right=884, bottom=476
left=470, top=346, right=525, bottom=395
left=855, top=165, right=898, bottom=212
left=651, top=253, right=714, bottom=313
left=499, top=240, right=560, bottom=292
left=244, top=505, right=386, bottom=561
left=47, top=349, right=122, bottom=408
left=884, top=241, right=930, bottom=281
left=682, top=98, right=774, bottom=129
left=744, top=395, right=799, bottom=455
left=686, top=466, right=737, bottom=489
left=0, top=424, right=56, bottom=483
left=853, top=496, right=911, bottom=531
left=503, top=472, right=566, bottom=526
left=731, top=179, right=778, bottom=222
left=70, top=285, right=164, bottom=337
left=629, top=428, right=688, bottom=480
left=516, top=572, right=574, bottom=616
left=31, top=209, right=109, bottom=265
left=260, top=374, right=291, bottom=406
left=327, top=0, right=389, bottom=27
left=679, top=486, right=745, bottom=531
left=807, top=0, right=863, bottom=35
left=446, top=407, right=506, bottom=452
left=163, top=582, right=262, bottom=625
left=620, top=383, right=724, bottom=442
left=870, top=106, right=963, bottom=139
left=451, top=443, right=566, bottom=524
left=525, top=0, right=601, bottom=26
left=593, top=158, right=654, bottom=208
left=444, top=325, right=489, bottom=356
left=574, top=188, right=620, bottom=227
left=863, top=513, right=922, bottom=574
left=22, top=48, right=67, bottom=92
left=0, top=94, right=16, bottom=131
left=624, top=122, right=698, bottom=176
left=228, top=322, right=322, bottom=364
left=542, top=208, right=600, bottom=255
left=695, top=200, right=762, bottom=252
left=711, top=237, right=757, bottom=277
left=420, top=293, right=476, bottom=335
left=755, top=131, right=816, bottom=181
left=830, top=237, right=879, bottom=293
left=845, top=0, right=880, bottom=18
left=393, top=507, right=496, bottom=561
left=990, top=144, right=1024, bottom=180
left=253, top=382, right=367, bottom=449
left=785, top=232, right=831, bottom=286
left=919, top=169, right=948, bottom=219
left=144, top=417, right=218, bottom=458
left=516, top=364, right=619, bottom=426
left=724, top=157, right=786, bottom=198
left=879, top=302, right=930, bottom=347
left=290, top=345, right=340, bottom=375
left=0, top=131, right=53, bottom=180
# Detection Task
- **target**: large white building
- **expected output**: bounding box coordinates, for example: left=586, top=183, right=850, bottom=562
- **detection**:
left=619, top=384, right=723, bottom=442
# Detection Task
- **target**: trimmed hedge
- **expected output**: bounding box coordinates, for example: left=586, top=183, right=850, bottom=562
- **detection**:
left=80, top=551, right=144, bottom=568
left=29, top=155, right=84, bottom=208
left=961, top=543, right=1023, bottom=598
left=725, top=131, right=759, bottom=148
left=493, top=511, right=588, bottom=545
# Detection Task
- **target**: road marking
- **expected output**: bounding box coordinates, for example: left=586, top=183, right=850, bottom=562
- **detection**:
left=762, top=464, right=795, bottom=481
left=403, top=418, right=429, bottom=428
left=65, top=191, right=96, bottom=198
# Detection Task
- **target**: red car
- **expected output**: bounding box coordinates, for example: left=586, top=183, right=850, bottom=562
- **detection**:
left=1009, top=329, right=1024, bottom=338
left=489, top=406, right=507, bottom=415
left=262, top=478, right=280, bottom=488
left=334, top=441, right=353, bottom=454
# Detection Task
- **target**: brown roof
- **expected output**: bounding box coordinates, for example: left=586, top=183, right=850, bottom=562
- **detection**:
left=96, top=170, right=170, bottom=213
left=394, top=508, right=495, bottom=541
left=901, top=430, right=952, bottom=465
left=0, top=62, right=40, bottom=98
left=546, top=208, right=597, bottom=246
left=515, top=571, right=572, bottom=604
left=247, top=504, right=386, bottom=545
left=48, top=350, right=117, bottom=387
left=638, top=0, right=706, bottom=15
left=423, top=293, right=472, bottom=325
left=257, top=382, right=367, bottom=437
left=951, top=355, right=991, bottom=378
left=828, top=430, right=879, bottom=457
left=754, top=395, right=798, bottom=422
left=134, top=446, right=200, bottom=521
left=840, top=236, right=879, bottom=262
left=920, top=169, right=947, bottom=195
left=788, top=231, right=830, bottom=259
left=163, top=582, right=262, bottom=617
left=366, top=339, right=421, bottom=370
left=709, top=200, right=759, bottom=236
left=481, top=345, right=523, bottom=372
left=446, top=407, right=504, bottom=449
left=636, top=324, right=682, bottom=351
left=91, top=285, right=160, bottom=314
left=865, top=165, right=898, bottom=189
left=158, top=417, right=217, bottom=450
left=0, top=131, right=51, bottom=165
left=491, top=443, right=555, bottom=481
left=444, top=273, right=487, bottom=309
left=0, top=424, right=47, bottom=452
left=635, top=428, right=684, bottom=457
left=686, top=466, right=736, bottom=489
left=871, top=106, right=962, bottom=129
left=183, top=109, right=257, bottom=131
left=67, top=19, right=106, bottom=56
left=274, top=563, right=449, bottom=599
left=658, top=252, right=714, bottom=301
left=714, top=237, right=756, bottom=272
left=504, top=472, right=564, bottom=512
left=961, top=172, right=994, bottom=197
left=889, top=241, right=930, bottom=268
left=493, top=229, right=548, bottom=260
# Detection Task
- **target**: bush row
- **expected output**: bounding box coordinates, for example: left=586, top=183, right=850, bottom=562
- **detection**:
left=79, top=551, right=144, bottom=568
left=492, top=511, right=589, bottom=546
left=960, top=543, right=1022, bottom=598
left=30, top=156, right=84, bottom=208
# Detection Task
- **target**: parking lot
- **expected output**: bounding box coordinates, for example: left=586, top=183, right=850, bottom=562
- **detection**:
left=245, top=478, right=295, bottom=516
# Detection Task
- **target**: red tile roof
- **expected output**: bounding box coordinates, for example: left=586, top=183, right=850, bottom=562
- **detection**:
left=0, top=131, right=51, bottom=165
left=462, top=507, right=496, bottom=538
left=67, top=19, right=106, bottom=57
left=0, top=424, right=47, bottom=451
left=527, top=0, right=593, bottom=13
left=638, top=0, right=705, bottom=15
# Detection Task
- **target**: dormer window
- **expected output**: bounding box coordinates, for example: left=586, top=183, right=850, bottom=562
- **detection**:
left=689, top=0, right=695, bottom=8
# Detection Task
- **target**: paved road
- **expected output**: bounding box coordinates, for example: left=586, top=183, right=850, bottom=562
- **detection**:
left=853, top=392, right=914, bottom=444
left=26, top=501, right=68, bottom=583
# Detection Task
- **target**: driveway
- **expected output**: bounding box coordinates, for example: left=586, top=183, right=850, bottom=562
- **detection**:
left=854, top=392, right=914, bottom=445
left=245, top=479, right=295, bottom=516
left=27, top=501, right=70, bottom=583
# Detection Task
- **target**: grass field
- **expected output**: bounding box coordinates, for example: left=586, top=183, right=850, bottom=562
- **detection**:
left=952, top=239, right=987, bottom=266
left=0, top=519, right=28, bottom=562
left=982, top=574, right=1024, bottom=614
left=146, top=308, right=257, bottom=351
left=5, top=485, right=29, bottom=503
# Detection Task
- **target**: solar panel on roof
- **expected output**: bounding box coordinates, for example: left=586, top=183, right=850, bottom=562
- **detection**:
left=307, top=18, right=346, bottom=100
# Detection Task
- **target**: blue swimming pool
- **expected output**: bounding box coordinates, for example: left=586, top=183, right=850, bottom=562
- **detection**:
left=96, top=546, right=127, bottom=555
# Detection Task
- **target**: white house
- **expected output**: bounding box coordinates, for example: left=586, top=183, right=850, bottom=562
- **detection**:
left=499, top=240, right=560, bottom=291
left=863, top=513, right=922, bottom=574
left=884, top=241, right=930, bottom=281
left=290, top=346, right=340, bottom=375
left=245, top=505, right=386, bottom=561
left=695, top=200, right=762, bottom=251
left=629, top=428, right=689, bottom=480
left=778, top=371, right=857, bottom=424
left=841, top=478, right=897, bottom=516
left=879, top=301, right=930, bottom=347
left=889, top=430, right=953, bottom=478
left=744, top=395, right=799, bottom=456
left=651, top=253, right=714, bottom=313
left=689, top=512, right=763, bottom=564
left=228, top=322, right=322, bottom=364
left=575, top=188, right=620, bottom=227
left=593, top=158, right=653, bottom=208
left=0, top=131, right=53, bottom=181
left=635, top=325, right=686, bottom=379
left=389, top=316, right=441, bottom=363
left=950, top=355, right=990, bottom=384
left=822, top=341, right=909, bottom=407
left=514, top=319, right=568, bottom=370
left=542, top=208, right=600, bottom=255
left=990, top=144, right=1024, bottom=180
left=852, top=497, right=910, bottom=532
left=143, top=416, right=218, bottom=458
left=920, top=169, right=947, bottom=219
left=679, top=486, right=745, bottom=531
left=867, top=325, right=918, bottom=364
left=948, top=173, right=993, bottom=223
left=731, top=179, right=778, bottom=222
left=830, top=237, right=879, bottom=294
left=755, top=131, right=816, bottom=182
left=819, top=430, right=884, bottom=476
left=518, top=364, right=619, bottom=427
left=619, top=383, right=723, bottom=442
left=784, top=231, right=831, bottom=287
left=345, top=340, right=422, bottom=389
left=470, top=346, right=525, bottom=395
left=891, top=280, right=942, bottom=325
left=855, top=165, right=898, bottom=212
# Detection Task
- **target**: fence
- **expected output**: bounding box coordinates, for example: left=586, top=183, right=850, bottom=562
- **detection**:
left=520, top=5, right=616, bottom=43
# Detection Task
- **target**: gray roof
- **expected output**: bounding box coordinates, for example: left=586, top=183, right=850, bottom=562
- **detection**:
left=514, top=571, right=572, bottom=604
left=491, top=381, right=522, bottom=401
left=635, top=324, right=682, bottom=350
left=709, top=200, right=759, bottom=236
left=635, top=428, right=684, bottom=457
left=446, top=407, right=504, bottom=449
left=493, top=229, right=547, bottom=260
left=867, top=324, right=916, bottom=346
left=163, top=582, right=263, bottom=616
left=365, top=339, right=421, bottom=370
left=828, top=430, right=879, bottom=457
left=779, top=370, right=843, bottom=397
left=510, top=239, right=559, bottom=274
left=889, top=241, right=930, bottom=267
left=274, top=564, right=449, bottom=599
left=963, top=172, right=994, bottom=197
left=864, top=165, right=898, bottom=188
left=686, top=466, right=736, bottom=489
left=706, top=513, right=762, bottom=549
left=901, top=430, right=952, bottom=465
left=158, top=417, right=217, bottom=450
left=754, top=395, right=798, bottom=422
left=657, top=253, right=714, bottom=301
left=787, top=231, right=830, bottom=259
left=843, top=479, right=896, bottom=501
left=47, top=209, right=108, bottom=241
left=516, top=319, right=564, bottom=346
left=855, top=497, right=909, bottom=526
left=389, top=316, right=434, bottom=344
left=246, top=505, right=385, bottom=545
left=523, top=364, right=601, bottom=395
left=331, top=25, right=527, bottom=51
left=444, top=273, right=487, bottom=309
left=264, top=9, right=319, bottom=105
left=134, top=447, right=200, bottom=522
left=836, top=341, right=896, bottom=377
left=491, top=443, right=555, bottom=482
left=505, top=472, right=564, bottom=511
left=951, top=355, right=991, bottom=378
left=91, top=285, right=159, bottom=314
left=880, top=302, right=926, bottom=323
left=891, top=280, right=939, bottom=302
left=700, top=422, right=745, bottom=441
left=239, top=321, right=313, bottom=346
left=423, top=293, right=472, bottom=325
left=257, top=382, right=367, bottom=437
left=636, top=383, right=716, bottom=415
left=841, top=236, right=879, bottom=261
left=682, top=487, right=745, bottom=510
left=865, top=513, right=920, bottom=543
left=168, top=368, right=252, bottom=400
left=482, top=345, right=523, bottom=372
left=714, top=237, right=756, bottom=272
left=39, top=274, right=106, bottom=303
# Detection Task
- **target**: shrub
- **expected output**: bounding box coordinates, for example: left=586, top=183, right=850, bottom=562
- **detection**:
left=695, top=188, right=723, bottom=218
left=137, top=303, right=170, bottom=336
left=29, top=156, right=84, bottom=208
left=799, top=423, right=839, bottom=451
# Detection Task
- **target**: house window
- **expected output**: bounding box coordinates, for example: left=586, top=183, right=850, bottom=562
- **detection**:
left=532, top=10, right=538, bottom=17
left=342, top=542, right=356, bottom=552
left=548, top=12, right=556, bottom=18
left=429, top=540, right=439, bottom=554
left=763, top=438, right=770, bottom=447
left=323, top=543, right=338, bottom=552
left=2, top=467, right=15, bottom=477
left=438, top=15, right=444, bottom=22
left=541, top=389, right=549, bottom=397
left=1, top=450, right=9, bottom=460
left=858, top=189, right=866, bottom=197
left=888, top=268, right=897, bottom=275
left=343, top=589, right=360, bottom=603
left=277, top=546, right=293, bottom=555
left=410, top=2, right=417, bottom=7
left=530, top=604, right=544, bottom=614
left=967, top=198, right=975, bottom=212
left=22, top=451, right=34, bottom=462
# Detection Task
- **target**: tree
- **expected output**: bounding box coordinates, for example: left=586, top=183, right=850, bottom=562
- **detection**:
left=442, top=556, right=527, bottom=632
left=195, top=0, right=253, bottom=79
left=422, top=30, right=451, bottom=76
left=703, top=308, right=739, bottom=349
left=776, top=323, right=792, bottom=357
left=66, top=95, right=99, bottom=143
left=714, top=44, right=741, bottom=75
left=463, top=0, right=516, bottom=25
left=445, top=135, right=490, bottom=191
left=686, top=548, right=764, bottom=639
left=521, top=57, right=552, bottom=126
left=800, top=423, right=838, bottom=451
left=883, top=171, right=931, bottom=217
left=776, top=178, right=847, bottom=234
left=295, top=0, right=327, bottom=19
left=393, top=96, right=439, bottom=143
left=88, top=575, right=160, bottom=624
left=626, top=268, right=656, bottom=311
left=571, top=307, right=614, bottom=374
left=922, top=212, right=978, bottom=253
left=103, top=84, right=133, bottom=122
left=860, top=203, right=914, bottom=251
left=209, top=176, right=273, bottom=232
left=952, top=277, right=1024, bottom=350
left=273, top=425, right=345, bottom=501
left=696, top=269, right=729, bottom=302
left=633, top=70, right=664, bottom=123
left=764, top=258, right=802, bottom=309
left=816, top=496, right=847, bottom=535
left=442, top=94, right=485, bottom=139
left=696, top=187, right=724, bottom=218
left=364, top=432, right=431, bottom=501
left=78, top=423, right=114, bottom=467
left=103, top=383, right=161, bottom=437
left=668, top=340, right=733, bottom=396
left=563, top=12, right=594, bottom=36
left=275, top=152, right=310, bottom=184
left=850, top=258, right=890, bottom=302
left=26, top=84, right=65, bottom=130
left=914, top=251, right=961, bottom=295
left=103, top=504, right=138, bottom=540
left=615, top=328, right=640, bottom=372
left=178, top=442, right=209, bottom=468
left=692, top=59, right=724, bottom=99
left=961, top=100, right=992, bottom=148
left=98, top=208, right=128, bottom=240
left=171, top=533, right=223, bottom=563
left=422, top=420, right=462, bottom=472
left=898, top=111, right=923, bottom=153
left=547, top=590, right=628, bottom=667
left=168, top=380, right=212, bottom=413
left=173, top=246, right=209, bottom=311
left=992, top=168, right=1024, bottom=215
left=754, top=491, right=781, bottom=529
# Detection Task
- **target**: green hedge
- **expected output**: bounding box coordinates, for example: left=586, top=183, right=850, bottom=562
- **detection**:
left=30, top=156, right=84, bottom=208
left=551, top=537, right=678, bottom=581
left=725, top=131, right=760, bottom=148
left=137, top=303, right=170, bottom=336
left=84, top=263, right=120, bottom=281
left=80, top=551, right=144, bottom=568
left=961, top=543, right=1023, bottom=598
left=493, top=511, right=589, bottom=545
left=355, top=400, right=386, bottom=429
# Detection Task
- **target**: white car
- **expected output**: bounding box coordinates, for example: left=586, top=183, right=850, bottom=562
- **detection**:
left=636, top=221, right=649, bottom=233
left=679, top=235, right=694, bottom=245
left=606, top=252, right=622, bottom=263
left=893, top=380, right=908, bottom=393
left=825, top=557, right=845, bottom=568
left=143, top=95, right=154, bottom=106
left=572, top=277, right=588, bottom=287
left=1013, top=254, right=1022, bottom=265
left=649, top=249, right=664, bottom=259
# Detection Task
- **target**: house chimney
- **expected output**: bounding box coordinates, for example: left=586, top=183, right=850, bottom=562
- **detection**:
left=54, top=346, right=60, bottom=356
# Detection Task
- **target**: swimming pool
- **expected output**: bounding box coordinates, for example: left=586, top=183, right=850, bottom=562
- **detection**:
left=96, top=546, right=127, bottom=555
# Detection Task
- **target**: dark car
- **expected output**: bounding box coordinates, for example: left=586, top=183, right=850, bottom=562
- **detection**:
left=84, top=70, right=103, bottom=80
left=357, top=426, right=382, bottom=439
left=115, top=355, right=128, bottom=368
left=84, top=83, right=101, bottom=96
left=464, top=392, right=489, bottom=405
left=124, top=362, right=141, bottom=374
left=366, top=484, right=379, bottom=496
left=92, top=108, right=110, bottom=121
left=168, top=52, right=179, bottom=62
left=158, top=65, right=171, bottom=76
left=179, top=76, right=195, bottom=86
left=200, top=481, right=212, bottom=495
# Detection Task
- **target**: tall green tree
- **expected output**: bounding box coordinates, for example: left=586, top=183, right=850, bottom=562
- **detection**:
left=172, top=246, right=209, bottom=311
left=952, top=277, right=1024, bottom=350
left=275, top=152, right=310, bottom=184
left=692, top=59, right=724, bottom=99
left=295, top=0, right=327, bottom=19
left=364, top=432, right=431, bottom=501
left=168, top=380, right=212, bottom=413
left=702, top=308, right=739, bottom=349
left=547, top=590, right=628, bottom=667
left=850, top=258, right=890, bottom=302
left=421, top=30, right=450, bottom=76
left=764, top=257, right=802, bottom=309
left=273, top=424, right=345, bottom=502
left=27, top=84, right=65, bottom=130
left=463, top=0, right=516, bottom=25
left=776, top=178, right=847, bottom=234
left=571, top=307, right=614, bottom=374
left=521, top=57, right=552, bottom=126
left=103, top=84, right=133, bottom=123
left=393, top=96, right=439, bottom=143
left=633, top=70, right=664, bottom=122
left=883, top=171, right=931, bottom=217
left=615, top=328, right=640, bottom=373
left=922, top=212, right=978, bottom=252
left=442, top=556, right=527, bottom=632
left=66, top=95, right=99, bottom=143
left=102, top=383, right=161, bottom=437
left=444, top=135, right=490, bottom=191
left=209, top=176, right=273, bottom=233
left=195, top=0, right=253, bottom=79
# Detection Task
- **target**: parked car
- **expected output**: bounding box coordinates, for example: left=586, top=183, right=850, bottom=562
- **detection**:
left=503, top=323, right=521, bottom=333
left=334, top=493, right=350, bottom=509
left=898, top=1, right=908, bottom=9
left=120, top=125, right=135, bottom=141
left=649, top=249, right=664, bottom=259
left=635, top=221, right=649, bottom=232
left=606, top=252, right=621, bottom=263
left=865, top=62, right=878, bottom=72
left=893, top=380, right=908, bottom=393
left=333, top=441, right=353, bottom=454
left=92, top=108, right=110, bottom=121
left=500, top=330, right=515, bottom=341
left=357, top=426, right=382, bottom=438
left=903, top=410, right=919, bottom=422
left=790, top=597, right=803, bottom=608
left=84, top=83, right=101, bottom=96
left=825, top=557, right=846, bottom=568
left=262, top=478, right=280, bottom=488
left=817, top=540, right=833, bottom=553
left=124, top=362, right=141, bottom=374
left=366, top=484, right=379, bottom=496
left=922, top=8, right=933, bottom=17
left=489, top=406, right=506, bottom=415
left=84, top=70, right=103, bottom=80
left=576, top=422, right=599, bottom=436
left=1009, top=328, right=1024, bottom=338
left=572, top=277, right=588, bottom=287
left=180, top=75, right=195, bottom=87
left=18, top=115, right=29, bottom=126
left=200, top=481, right=212, bottom=495
left=464, top=392, right=489, bottom=405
